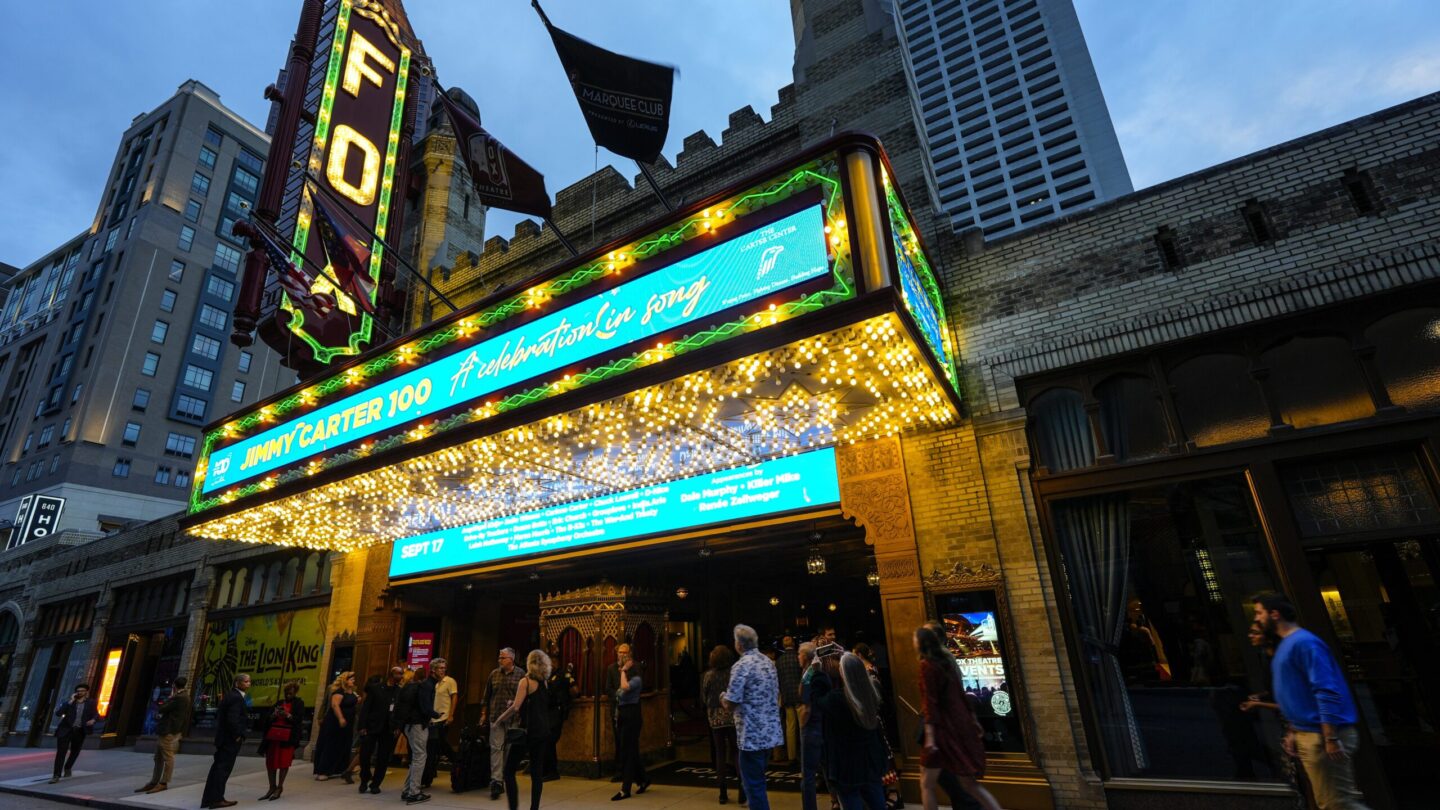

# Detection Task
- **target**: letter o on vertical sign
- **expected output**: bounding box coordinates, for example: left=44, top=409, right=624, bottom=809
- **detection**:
left=326, top=124, right=381, bottom=206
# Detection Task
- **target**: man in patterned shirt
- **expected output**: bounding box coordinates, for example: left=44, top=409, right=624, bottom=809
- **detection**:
left=723, top=624, right=782, bottom=810
left=479, top=648, right=523, bottom=800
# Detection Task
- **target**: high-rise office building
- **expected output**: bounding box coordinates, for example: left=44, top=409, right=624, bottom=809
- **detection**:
left=889, top=0, right=1132, bottom=237
left=0, top=80, right=291, bottom=544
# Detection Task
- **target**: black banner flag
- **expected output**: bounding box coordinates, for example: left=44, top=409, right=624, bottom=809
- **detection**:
left=534, top=1, right=675, bottom=163
left=436, top=90, right=553, bottom=220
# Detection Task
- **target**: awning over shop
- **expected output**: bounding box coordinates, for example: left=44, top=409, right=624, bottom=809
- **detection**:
left=182, top=135, right=961, bottom=559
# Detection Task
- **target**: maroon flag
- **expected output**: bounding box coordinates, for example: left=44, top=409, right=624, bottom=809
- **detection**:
left=311, top=194, right=379, bottom=315
left=436, top=89, right=553, bottom=219
left=255, top=225, right=336, bottom=316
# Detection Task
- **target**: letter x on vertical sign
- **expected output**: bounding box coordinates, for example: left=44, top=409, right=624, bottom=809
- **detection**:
left=281, top=0, right=412, bottom=366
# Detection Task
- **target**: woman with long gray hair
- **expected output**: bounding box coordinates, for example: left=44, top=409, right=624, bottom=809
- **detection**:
left=812, top=653, right=889, bottom=810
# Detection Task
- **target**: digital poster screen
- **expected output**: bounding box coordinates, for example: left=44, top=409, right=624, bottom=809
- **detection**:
left=203, top=203, right=830, bottom=494
left=390, top=446, right=841, bottom=579
left=934, top=589, right=1026, bottom=752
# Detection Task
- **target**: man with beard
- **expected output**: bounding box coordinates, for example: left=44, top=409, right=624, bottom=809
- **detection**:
left=1253, top=593, right=1371, bottom=810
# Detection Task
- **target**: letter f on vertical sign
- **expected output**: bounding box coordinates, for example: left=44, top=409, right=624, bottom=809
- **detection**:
left=326, top=30, right=395, bottom=206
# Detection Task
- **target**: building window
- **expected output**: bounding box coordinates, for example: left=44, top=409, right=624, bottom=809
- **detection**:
left=177, top=226, right=195, bottom=252
left=1048, top=476, right=1282, bottom=781
left=160, top=289, right=177, bottom=312
left=191, top=172, right=210, bottom=198
left=38, top=425, right=54, bottom=447
left=199, top=304, right=228, bottom=331
left=175, top=394, right=207, bottom=421
left=1028, top=388, right=1094, bottom=472
left=1341, top=168, right=1380, bottom=215
left=182, top=365, right=214, bottom=392
left=113, top=457, right=131, bottom=477
left=10, top=468, right=20, bottom=487
left=1096, top=374, right=1172, bottom=461
left=71, top=383, right=82, bottom=404
left=132, top=387, right=151, bottom=412
left=184, top=199, right=202, bottom=223
left=150, top=320, right=169, bottom=344
left=191, top=334, right=221, bottom=360
left=233, top=168, right=259, bottom=195
left=169, top=260, right=185, bottom=282
left=230, top=380, right=246, bottom=403
left=1240, top=199, right=1274, bottom=244
left=175, top=469, right=191, bottom=488
left=154, top=465, right=172, bottom=485
left=22, top=432, right=32, bottom=453
left=204, top=126, right=223, bottom=148
left=1168, top=353, right=1270, bottom=447
left=122, top=421, right=141, bottom=446
left=50, top=455, right=61, bottom=474
left=104, top=226, right=120, bottom=253
left=1282, top=449, right=1440, bottom=537
left=213, top=243, right=242, bottom=273
left=61, top=417, right=71, bottom=438
left=1261, top=335, right=1375, bottom=429
left=237, top=351, right=252, bottom=373
left=141, top=352, right=160, bottom=376
left=206, top=276, right=236, bottom=301
left=1365, top=307, right=1440, bottom=412
left=164, top=433, right=196, bottom=458
left=236, top=148, right=263, bottom=174
left=198, top=146, right=217, bottom=170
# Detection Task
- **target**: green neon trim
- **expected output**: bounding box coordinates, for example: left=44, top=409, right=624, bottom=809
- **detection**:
left=883, top=173, right=958, bottom=393
left=190, top=157, right=853, bottom=515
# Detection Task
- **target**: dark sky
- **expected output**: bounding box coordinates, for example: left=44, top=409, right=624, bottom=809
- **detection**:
left=2, top=0, right=1436, bottom=266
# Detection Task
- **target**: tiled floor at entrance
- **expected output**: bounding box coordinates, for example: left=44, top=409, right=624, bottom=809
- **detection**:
left=0, top=747, right=807, bottom=810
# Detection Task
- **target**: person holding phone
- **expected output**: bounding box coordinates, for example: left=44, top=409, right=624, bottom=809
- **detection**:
left=50, top=683, right=99, bottom=783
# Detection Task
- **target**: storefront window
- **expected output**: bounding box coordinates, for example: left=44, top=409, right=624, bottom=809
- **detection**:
left=11, top=644, right=55, bottom=733
left=1169, top=353, right=1271, bottom=447
left=1283, top=450, right=1440, bottom=537
left=933, top=589, right=1026, bottom=753
left=1096, top=374, right=1171, bottom=461
left=1051, top=476, right=1284, bottom=781
left=55, top=638, right=92, bottom=710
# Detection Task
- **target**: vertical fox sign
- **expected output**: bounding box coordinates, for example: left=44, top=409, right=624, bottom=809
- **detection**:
left=241, top=0, right=423, bottom=374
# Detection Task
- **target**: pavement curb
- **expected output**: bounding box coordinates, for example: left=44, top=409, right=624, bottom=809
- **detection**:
left=0, top=782, right=138, bottom=810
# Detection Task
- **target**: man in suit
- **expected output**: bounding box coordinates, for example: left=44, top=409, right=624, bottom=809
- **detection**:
left=201, top=673, right=250, bottom=809
left=50, top=683, right=99, bottom=783
left=358, top=666, right=404, bottom=794
left=137, top=676, right=192, bottom=793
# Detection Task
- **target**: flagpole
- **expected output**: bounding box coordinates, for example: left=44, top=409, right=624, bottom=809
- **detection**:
left=302, top=175, right=462, bottom=314
left=543, top=217, right=581, bottom=257
left=634, top=160, right=676, bottom=212
left=245, top=218, right=398, bottom=340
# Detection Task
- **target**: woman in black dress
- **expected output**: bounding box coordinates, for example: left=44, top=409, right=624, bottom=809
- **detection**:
left=313, top=671, right=358, bottom=781
left=497, top=650, right=551, bottom=810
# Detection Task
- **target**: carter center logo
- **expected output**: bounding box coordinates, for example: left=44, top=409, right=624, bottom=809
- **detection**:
left=757, top=245, right=785, bottom=278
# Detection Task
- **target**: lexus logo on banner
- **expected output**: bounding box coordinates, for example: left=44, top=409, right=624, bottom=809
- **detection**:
left=7, top=494, right=65, bottom=549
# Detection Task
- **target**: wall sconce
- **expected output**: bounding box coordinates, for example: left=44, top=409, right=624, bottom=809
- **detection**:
left=676, top=587, right=689, bottom=600
left=827, top=603, right=838, bottom=612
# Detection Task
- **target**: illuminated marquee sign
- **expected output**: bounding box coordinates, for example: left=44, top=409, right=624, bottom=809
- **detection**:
left=885, top=172, right=957, bottom=392
left=280, top=0, right=412, bottom=365
left=204, top=203, right=830, bottom=493
left=96, top=648, right=123, bottom=717
left=390, top=447, right=841, bottom=578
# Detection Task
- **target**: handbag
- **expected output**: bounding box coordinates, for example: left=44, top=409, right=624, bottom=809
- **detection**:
left=503, top=678, right=530, bottom=745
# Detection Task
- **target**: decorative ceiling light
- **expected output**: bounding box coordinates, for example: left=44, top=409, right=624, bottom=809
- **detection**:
left=675, top=587, right=689, bottom=600
left=806, top=547, right=827, bottom=576
left=827, top=603, right=838, bottom=612
left=866, top=567, right=881, bottom=587
left=769, top=596, right=780, bottom=606
left=698, top=543, right=712, bottom=559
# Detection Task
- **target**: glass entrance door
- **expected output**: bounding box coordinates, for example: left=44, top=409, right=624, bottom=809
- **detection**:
left=1307, top=537, right=1440, bottom=809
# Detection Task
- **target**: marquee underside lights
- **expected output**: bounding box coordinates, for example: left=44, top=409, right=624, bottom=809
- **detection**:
left=187, top=313, right=957, bottom=549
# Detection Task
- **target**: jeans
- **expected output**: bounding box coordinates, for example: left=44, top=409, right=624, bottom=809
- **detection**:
left=738, top=748, right=770, bottom=810
left=202, top=744, right=239, bottom=805
left=403, top=724, right=429, bottom=796
left=503, top=737, right=546, bottom=810
left=490, top=719, right=513, bottom=784
left=835, top=782, right=887, bottom=810
left=710, top=726, right=742, bottom=800
left=151, top=732, right=181, bottom=785
left=359, top=728, right=395, bottom=789
left=800, top=733, right=823, bottom=810
left=53, top=731, right=84, bottom=778
left=1294, top=728, right=1372, bottom=810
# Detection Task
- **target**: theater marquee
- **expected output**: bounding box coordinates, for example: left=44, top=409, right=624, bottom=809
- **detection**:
left=184, top=135, right=961, bottom=569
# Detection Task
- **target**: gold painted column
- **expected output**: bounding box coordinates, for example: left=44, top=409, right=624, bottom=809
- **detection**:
left=838, top=436, right=927, bottom=760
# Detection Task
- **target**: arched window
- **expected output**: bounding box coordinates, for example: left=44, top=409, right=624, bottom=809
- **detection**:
left=1028, top=387, right=1095, bottom=472
left=215, top=571, right=233, bottom=608
left=229, top=568, right=248, bottom=608
left=0, top=610, right=19, bottom=648
left=1096, top=374, right=1171, bottom=461
left=280, top=558, right=300, bottom=598
left=1169, top=353, right=1270, bottom=447
left=1261, top=335, right=1375, bottom=428
left=1366, top=308, right=1440, bottom=412
left=318, top=553, right=334, bottom=590
left=300, top=553, right=321, bottom=594
left=558, top=627, right=585, bottom=693
left=246, top=564, right=267, bottom=605
left=266, top=561, right=283, bottom=603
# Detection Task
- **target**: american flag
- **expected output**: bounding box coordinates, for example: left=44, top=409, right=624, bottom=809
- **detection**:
left=254, top=225, right=336, bottom=316
left=311, top=194, right=378, bottom=315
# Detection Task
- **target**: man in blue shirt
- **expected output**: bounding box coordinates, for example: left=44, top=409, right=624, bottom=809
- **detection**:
left=1254, top=592, right=1372, bottom=810
left=723, top=624, right=782, bottom=810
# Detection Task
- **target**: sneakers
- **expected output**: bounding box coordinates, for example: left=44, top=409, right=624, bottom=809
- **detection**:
left=402, top=792, right=432, bottom=805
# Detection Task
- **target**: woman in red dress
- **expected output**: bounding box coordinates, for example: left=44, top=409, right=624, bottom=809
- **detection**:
left=259, top=681, right=305, bottom=801
left=914, top=625, right=1001, bottom=810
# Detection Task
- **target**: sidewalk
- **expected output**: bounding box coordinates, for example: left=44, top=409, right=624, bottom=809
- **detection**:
left=0, top=747, right=802, bottom=810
